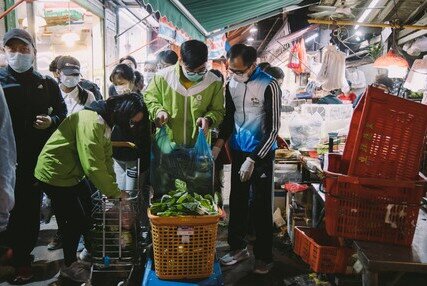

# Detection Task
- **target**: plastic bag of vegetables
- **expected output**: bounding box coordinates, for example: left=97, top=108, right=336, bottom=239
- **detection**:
left=151, top=127, right=214, bottom=198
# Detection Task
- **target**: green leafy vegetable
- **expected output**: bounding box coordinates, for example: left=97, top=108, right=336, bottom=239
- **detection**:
left=150, top=179, right=219, bottom=217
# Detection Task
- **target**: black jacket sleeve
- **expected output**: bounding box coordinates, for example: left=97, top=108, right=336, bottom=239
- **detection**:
left=218, top=84, right=235, bottom=141
left=46, top=76, right=67, bottom=128
left=249, top=80, right=281, bottom=162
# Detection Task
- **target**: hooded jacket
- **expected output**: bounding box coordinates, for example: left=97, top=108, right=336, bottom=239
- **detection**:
left=0, top=66, right=67, bottom=177
left=144, top=63, right=225, bottom=146
left=34, top=101, right=121, bottom=198
left=0, top=86, right=16, bottom=232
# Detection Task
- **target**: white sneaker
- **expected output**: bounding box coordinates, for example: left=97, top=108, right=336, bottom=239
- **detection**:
left=78, top=248, right=92, bottom=262
left=220, top=247, right=250, bottom=266
left=60, top=261, right=90, bottom=283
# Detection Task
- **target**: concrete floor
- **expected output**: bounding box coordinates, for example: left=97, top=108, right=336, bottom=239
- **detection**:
left=1, top=218, right=427, bottom=286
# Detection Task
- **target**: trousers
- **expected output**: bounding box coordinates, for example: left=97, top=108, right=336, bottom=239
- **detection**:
left=228, top=150, right=274, bottom=261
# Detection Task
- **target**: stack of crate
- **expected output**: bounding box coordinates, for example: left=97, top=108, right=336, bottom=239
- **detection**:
left=324, top=86, right=427, bottom=246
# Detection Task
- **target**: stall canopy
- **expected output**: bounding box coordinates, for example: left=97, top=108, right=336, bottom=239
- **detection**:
left=143, top=0, right=310, bottom=40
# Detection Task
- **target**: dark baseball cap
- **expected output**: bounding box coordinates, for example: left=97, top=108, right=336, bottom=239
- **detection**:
left=3, top=28, right=35, bottom=49
left=57, top=56, right=81, bottom=75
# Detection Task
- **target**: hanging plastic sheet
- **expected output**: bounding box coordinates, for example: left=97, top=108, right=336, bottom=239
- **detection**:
left=151, top=127, right=214, bottom=197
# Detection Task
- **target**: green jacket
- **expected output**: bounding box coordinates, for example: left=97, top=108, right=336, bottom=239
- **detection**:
left=35, top=110, right=120, bottom=198
left=144, top=63, right=225, bottom=146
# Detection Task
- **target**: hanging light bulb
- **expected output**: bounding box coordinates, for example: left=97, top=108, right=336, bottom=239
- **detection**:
left=61, top=32, right=80, bottom=47
left=61, top=1, right=80, bottom=47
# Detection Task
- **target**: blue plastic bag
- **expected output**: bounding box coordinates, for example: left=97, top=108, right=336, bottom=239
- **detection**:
left=150, top=127, right=214, bottom=197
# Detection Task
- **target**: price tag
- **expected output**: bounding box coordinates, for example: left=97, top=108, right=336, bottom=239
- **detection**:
left=177, top=227, right=194, bottom=236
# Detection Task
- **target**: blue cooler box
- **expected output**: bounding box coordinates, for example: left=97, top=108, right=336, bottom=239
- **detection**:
left=142, top=259, right=224, bottom=286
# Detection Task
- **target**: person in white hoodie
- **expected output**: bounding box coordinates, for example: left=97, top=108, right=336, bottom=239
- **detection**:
left=0, top=85, right=16, bottom=235
left=57, top=56, right=95, bottom=115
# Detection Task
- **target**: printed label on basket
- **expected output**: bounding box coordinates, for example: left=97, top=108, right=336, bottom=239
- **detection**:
left=177, top=227, right=194, bottom=236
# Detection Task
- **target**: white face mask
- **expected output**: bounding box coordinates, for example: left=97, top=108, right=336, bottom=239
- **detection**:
left=115, top=84, right=131, bottom=95
left=233, top=73, right=250, bottom=83
left=60, top=74, right=80, bottom=88
left=6, top=52, right=34, bottom=73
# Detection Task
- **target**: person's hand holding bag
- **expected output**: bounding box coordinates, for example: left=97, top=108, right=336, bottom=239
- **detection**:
left=239, top=157, right=255, bottom=182
left=196, top=117, right=210, bottom=136
left=155, top=111, right=169, bottom=127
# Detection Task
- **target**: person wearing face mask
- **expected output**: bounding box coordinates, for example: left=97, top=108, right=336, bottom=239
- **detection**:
left=49, top=56, right=103, bottom=100
left=108, top=63, right=135, bottom=97
left=0, top=28, right=67, bottom=284
left=45, top=56, right=96, bottom=256
left=35, top=94, right=143, bottom=283
left=108, top=64, right=151, bottom=193
left=144, top=39, right=225, bottom=148
left=215, top=44, right=281, bottom=275
left=57, top=56, right=96, bottom=115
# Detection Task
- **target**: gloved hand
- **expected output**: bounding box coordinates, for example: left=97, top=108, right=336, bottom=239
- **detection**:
left=196, top=117, right=210, bottom=136
left=212, top=146, right=221, bottom=160
left=239, top=157, right=255, bottom=182
left=155, top=111, right=169, bottom=127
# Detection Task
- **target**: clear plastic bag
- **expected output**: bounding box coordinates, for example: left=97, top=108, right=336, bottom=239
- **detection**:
left=151, top=127, right=214, bottom=197
left=289, top=113, right=322, bottom=149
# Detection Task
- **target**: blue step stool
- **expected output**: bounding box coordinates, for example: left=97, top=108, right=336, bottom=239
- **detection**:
left=142, top=259, right=224, bottom=286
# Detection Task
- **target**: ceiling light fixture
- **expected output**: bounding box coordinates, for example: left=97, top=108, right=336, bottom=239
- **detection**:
left=354, top=0, right=382, bottom=30
left=374, top=50, right=409, bottom=69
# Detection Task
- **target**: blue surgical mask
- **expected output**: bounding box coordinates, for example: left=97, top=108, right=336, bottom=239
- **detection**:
left=183, top=68, right=205, bottom=82
left=6, top=52, right=34, bottom=73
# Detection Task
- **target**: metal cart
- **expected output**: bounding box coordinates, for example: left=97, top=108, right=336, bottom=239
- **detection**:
left=86, top=141, right=143, bottom=286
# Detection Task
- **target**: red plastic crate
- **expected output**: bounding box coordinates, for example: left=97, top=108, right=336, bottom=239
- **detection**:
left=342, top=86, right=427, bottom=180
left=294, top=227, right=353, bottom=274
left=324, top=154, right=425, bottom=246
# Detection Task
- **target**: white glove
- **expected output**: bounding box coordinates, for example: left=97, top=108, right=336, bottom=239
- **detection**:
left=239, top=157, right=255, bottom=182
left=212, top=146, right=221, bottom=160
left=155, top=111, right=169, bottom=127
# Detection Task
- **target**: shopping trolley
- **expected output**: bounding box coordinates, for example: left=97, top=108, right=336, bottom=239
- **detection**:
left=86, top=141, right=144, bottom=286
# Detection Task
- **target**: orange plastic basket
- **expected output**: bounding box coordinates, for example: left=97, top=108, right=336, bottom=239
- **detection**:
left=342, top=86, right=427, bottom=180
left=324, top=154, right=425, bottom=246
left=148, top=209, right=221, bottom=280
left=294, top=227, right=352, bottom=274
